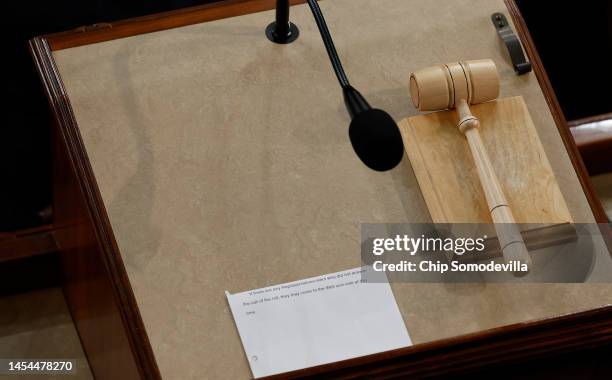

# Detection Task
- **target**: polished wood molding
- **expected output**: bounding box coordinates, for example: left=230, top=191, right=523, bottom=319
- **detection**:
left=30, top=1, right=612, bottom=379
left=569, top=114, right=612, bottom=175
left=29, top=36, right=161, bottom=380
left=47, top=0, right=306, bottom=51
left=0, top=224, right=57, bottom=263
left=505, top=0, right=612, bottom=255
left=505, top=0, right=609, bottom=223
left=571, top=119, right=612, bottom=148
left=568, top=112, right=612, bottom=129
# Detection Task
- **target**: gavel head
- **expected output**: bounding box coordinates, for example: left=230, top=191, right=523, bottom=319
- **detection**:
left=409, top=59, right=500, bottom=111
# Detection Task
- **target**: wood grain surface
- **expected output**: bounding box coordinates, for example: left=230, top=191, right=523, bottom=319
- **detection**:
left=400, top=96, right=572, bottom=224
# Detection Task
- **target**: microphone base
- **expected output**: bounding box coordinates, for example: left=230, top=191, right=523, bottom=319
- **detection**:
left=266, top=22, right=300, bottom=44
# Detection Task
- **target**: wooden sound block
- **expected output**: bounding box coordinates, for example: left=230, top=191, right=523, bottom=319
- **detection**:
left=399, top=96, right=572, bottom=224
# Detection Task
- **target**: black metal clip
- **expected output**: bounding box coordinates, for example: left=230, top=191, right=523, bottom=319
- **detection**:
left=491, top=13, right=532, bottom=75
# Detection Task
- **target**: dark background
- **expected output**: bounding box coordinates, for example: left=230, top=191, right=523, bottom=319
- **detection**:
left=516, top=0, right=612, bottom=121
left=2, top=1, right=612, bottom=378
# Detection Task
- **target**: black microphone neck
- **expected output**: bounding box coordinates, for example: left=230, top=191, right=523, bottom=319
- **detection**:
left=268, top=0, right=404, bottom=171
left=342, top=86, right=372, bottom=120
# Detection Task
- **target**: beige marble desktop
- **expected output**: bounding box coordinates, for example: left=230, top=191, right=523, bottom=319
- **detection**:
left=52, top=0, right=612, bottom=378
left=0, top=288, right=92, bottom=380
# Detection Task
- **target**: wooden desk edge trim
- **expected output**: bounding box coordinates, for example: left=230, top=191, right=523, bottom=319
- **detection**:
left=45, top=0, right=306, bottom=51
left=263, top=304, right=612, bottom=379
left=571, top=122, right=612, bottom=176
left=29, top=1, right=612, bottom=379
left=29, top=37, right=161, bottom=380
left=569, top=112, right=612, bottom=175
left=0, top=224, right=58, bottom=263
left=568, top=112, right=612, bottom=128
left=505, top=0, right=608, bottom=223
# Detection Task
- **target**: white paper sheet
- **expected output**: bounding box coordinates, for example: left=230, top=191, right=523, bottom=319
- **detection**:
left=226, top=267, right=411, bottom=378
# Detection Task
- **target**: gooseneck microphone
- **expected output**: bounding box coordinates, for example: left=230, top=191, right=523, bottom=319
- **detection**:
left=266, top=0, right=404, bottom=172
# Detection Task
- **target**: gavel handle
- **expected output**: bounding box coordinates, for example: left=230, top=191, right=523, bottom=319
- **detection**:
left=456, top=100, right=532, bottom=272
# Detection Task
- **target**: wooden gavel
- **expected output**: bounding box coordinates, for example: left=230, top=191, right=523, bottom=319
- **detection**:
left=409, top=59, right=532, bottom=272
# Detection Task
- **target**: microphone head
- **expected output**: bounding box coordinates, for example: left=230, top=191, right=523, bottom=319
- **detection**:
left=348, top=108, right=404, bottom=171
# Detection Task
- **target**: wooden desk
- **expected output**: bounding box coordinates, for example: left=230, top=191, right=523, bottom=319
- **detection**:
left=30, top=0, right=612, bottom=378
